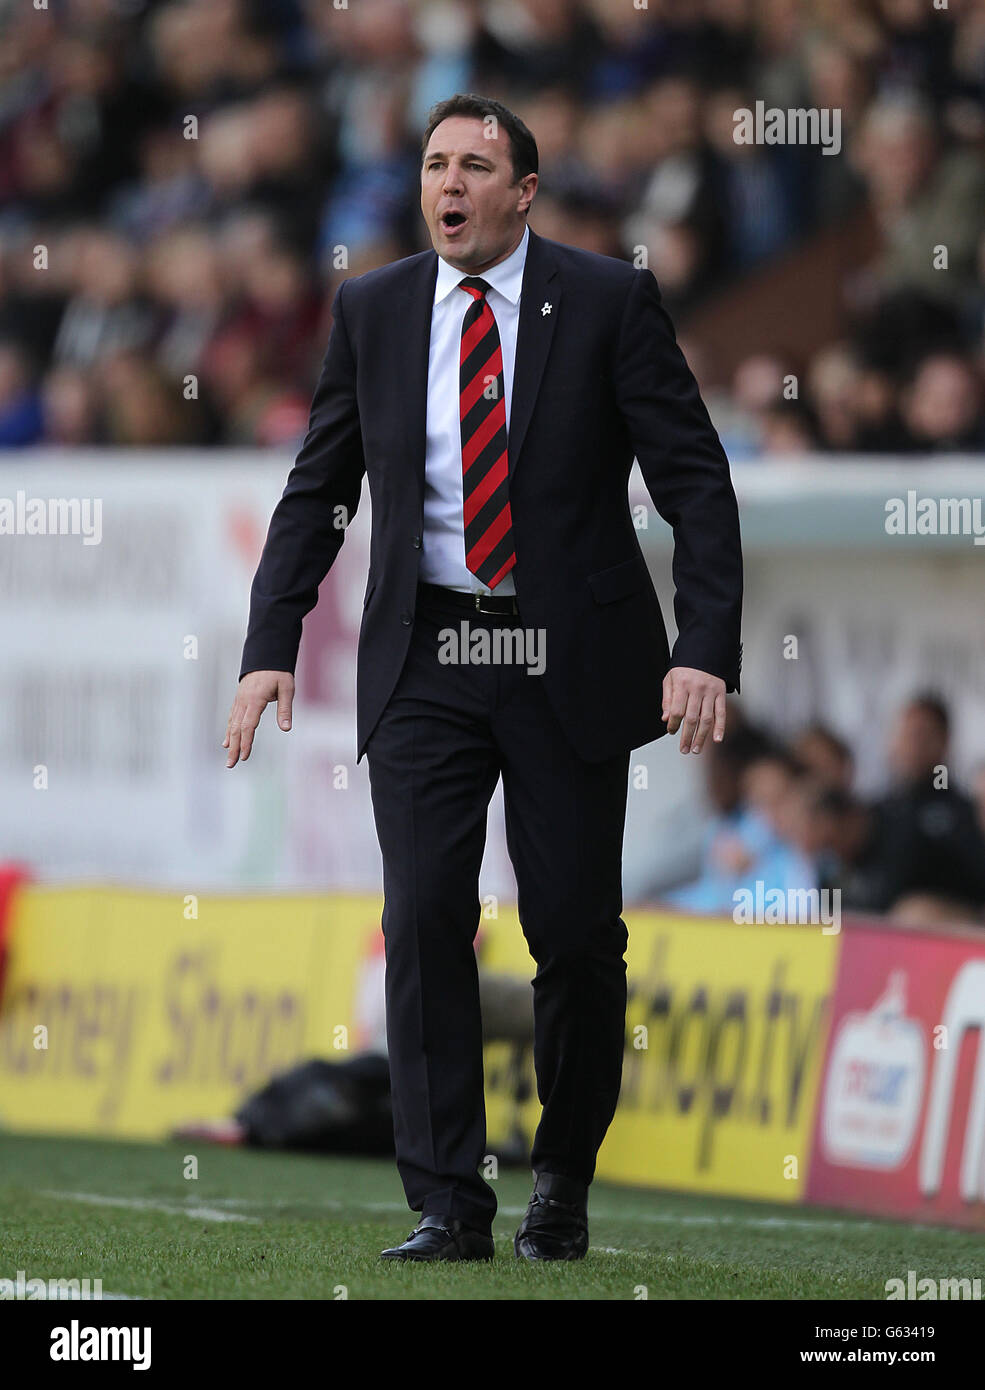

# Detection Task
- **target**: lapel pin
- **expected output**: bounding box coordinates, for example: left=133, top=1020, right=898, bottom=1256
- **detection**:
left=541, top=301, right=552, bottom=316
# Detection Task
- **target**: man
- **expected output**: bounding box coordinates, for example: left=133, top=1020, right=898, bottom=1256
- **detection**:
left=876, top=694, right=985, bottom=917
left=804, top=696, right=985, bottom=923
left=225, top=94, right=743, bottom=1262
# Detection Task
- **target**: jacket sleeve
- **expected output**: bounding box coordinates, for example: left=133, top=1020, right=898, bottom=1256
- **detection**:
left=239, top=278, right=366, bottom=680
left=613, top=268, right=743, bottom=691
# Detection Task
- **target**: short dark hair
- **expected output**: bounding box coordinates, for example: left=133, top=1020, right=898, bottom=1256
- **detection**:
left=421, top=93, right=539, bottom=187
left=908, top=692, right=950, bottom=737
left=797, top=723, right=853, bottom=766
left=809, top=786, right=860, bottom=820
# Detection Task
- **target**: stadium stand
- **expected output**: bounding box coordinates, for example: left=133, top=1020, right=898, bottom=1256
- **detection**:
left=1, top=0, right=983, bottom=454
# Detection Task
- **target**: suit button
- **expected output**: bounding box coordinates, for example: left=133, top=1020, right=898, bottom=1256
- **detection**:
left=401, top=611, right=412, bottom=626
left=411, top=534, right=422, bottom=549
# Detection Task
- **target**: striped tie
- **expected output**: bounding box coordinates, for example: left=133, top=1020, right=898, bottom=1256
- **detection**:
left=458, top=276, right=515, bottom=590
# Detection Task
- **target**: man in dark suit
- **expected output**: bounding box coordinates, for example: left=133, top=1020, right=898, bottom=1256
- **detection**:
left=225, top=94, right=742, bottom=1262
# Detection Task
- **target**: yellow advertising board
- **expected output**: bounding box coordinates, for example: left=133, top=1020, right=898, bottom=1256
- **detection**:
left=0, top=886, right=385, bottom=1137
left=0, top=887, right=838, bottom=1203
left=482, top=911, right=839, bottom=1201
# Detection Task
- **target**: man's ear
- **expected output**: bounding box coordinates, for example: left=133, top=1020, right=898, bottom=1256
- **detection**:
left=517, top=172, right=538, bottom=215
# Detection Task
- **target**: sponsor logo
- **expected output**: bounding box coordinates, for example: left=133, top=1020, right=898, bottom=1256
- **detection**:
left=821, top=971, right=925, bottom=1169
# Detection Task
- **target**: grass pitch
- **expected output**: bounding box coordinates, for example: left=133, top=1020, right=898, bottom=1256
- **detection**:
left=1, top=1132, right=980, bottom=1301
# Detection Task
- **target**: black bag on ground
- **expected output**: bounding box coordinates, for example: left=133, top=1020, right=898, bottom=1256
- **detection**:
left=234, top=1055, right=394, bottom=1155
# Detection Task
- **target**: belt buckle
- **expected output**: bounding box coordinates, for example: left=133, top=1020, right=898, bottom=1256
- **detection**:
left=474, top=592, right=515, bottom=615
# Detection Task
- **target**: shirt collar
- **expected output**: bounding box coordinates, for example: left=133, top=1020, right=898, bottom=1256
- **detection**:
left=433, top=223, right=529, bottom=307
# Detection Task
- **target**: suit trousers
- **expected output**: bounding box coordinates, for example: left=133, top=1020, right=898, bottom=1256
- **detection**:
left=365, top=587, right=631, bottom=1232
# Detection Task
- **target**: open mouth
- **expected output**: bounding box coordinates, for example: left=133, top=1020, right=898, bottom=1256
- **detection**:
left=440, top=211, right=468, bottom=232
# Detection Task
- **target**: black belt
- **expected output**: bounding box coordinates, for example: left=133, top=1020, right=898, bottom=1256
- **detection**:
left=417, top=582, right=520, bottom=616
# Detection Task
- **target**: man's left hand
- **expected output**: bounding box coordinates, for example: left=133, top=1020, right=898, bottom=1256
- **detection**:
left=662, top=667, right=727, bottom=754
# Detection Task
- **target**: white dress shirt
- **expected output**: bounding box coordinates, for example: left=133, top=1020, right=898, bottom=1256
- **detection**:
left=419, top=223, right=528, bottom=595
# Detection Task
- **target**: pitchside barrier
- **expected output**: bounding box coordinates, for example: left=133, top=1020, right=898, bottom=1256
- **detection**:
left=1, top=880, right=983, bottom=1230
left=4, top=455, right=985, bottom=903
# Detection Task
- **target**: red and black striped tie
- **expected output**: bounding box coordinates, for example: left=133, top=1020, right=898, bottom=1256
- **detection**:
left=458, top=276, right=515, bottom=590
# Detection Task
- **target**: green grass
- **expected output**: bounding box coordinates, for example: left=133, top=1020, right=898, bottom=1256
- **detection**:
left=0, top=1132, right=980, bottom=1300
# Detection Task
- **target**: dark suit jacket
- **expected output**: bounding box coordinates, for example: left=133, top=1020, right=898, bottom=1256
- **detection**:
left=240, top=226, right=743, bottom=762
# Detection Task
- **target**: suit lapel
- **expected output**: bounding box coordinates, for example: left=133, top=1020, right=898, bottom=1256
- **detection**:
left=508, top=227, right=559, bottom=480
left=395, top=250, right=439, bottom=507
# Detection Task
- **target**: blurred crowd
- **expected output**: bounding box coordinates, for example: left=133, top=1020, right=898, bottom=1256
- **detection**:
left=662, top=694, right=985, bottom=926
left=1, top=0, right=985, bottom=453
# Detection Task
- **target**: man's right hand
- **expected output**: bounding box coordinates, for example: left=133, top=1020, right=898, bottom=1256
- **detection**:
left=223, top=671, right=295, bottom=767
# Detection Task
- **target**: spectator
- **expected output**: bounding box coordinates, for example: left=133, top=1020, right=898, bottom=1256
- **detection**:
left=40, top=365, right=102, bottom=445
left=850, top=93, right=985, bottom=308
left=869, top=695, right=985, bottom=919
left=662, top=724, right=818, bottom=914
left=798, top=787, right=880, bottom=911
left=662, top=720, right=775, bottom=914
left=53, top=229, right=155, bottom=371
left=740, top=750, right=818, bottom=894
left=900, top=353, right=985, bottom=452
left=973, top=762, right=985, bottom=842
left=792, top=725, right=855, bottom=793
left=0, top=340, right=43, bottom=446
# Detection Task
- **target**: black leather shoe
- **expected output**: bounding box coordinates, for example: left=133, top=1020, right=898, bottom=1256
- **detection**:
left=514, top=1173, right=589, bottom=1261
left=380, top=1214, right=495, bottom=1262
